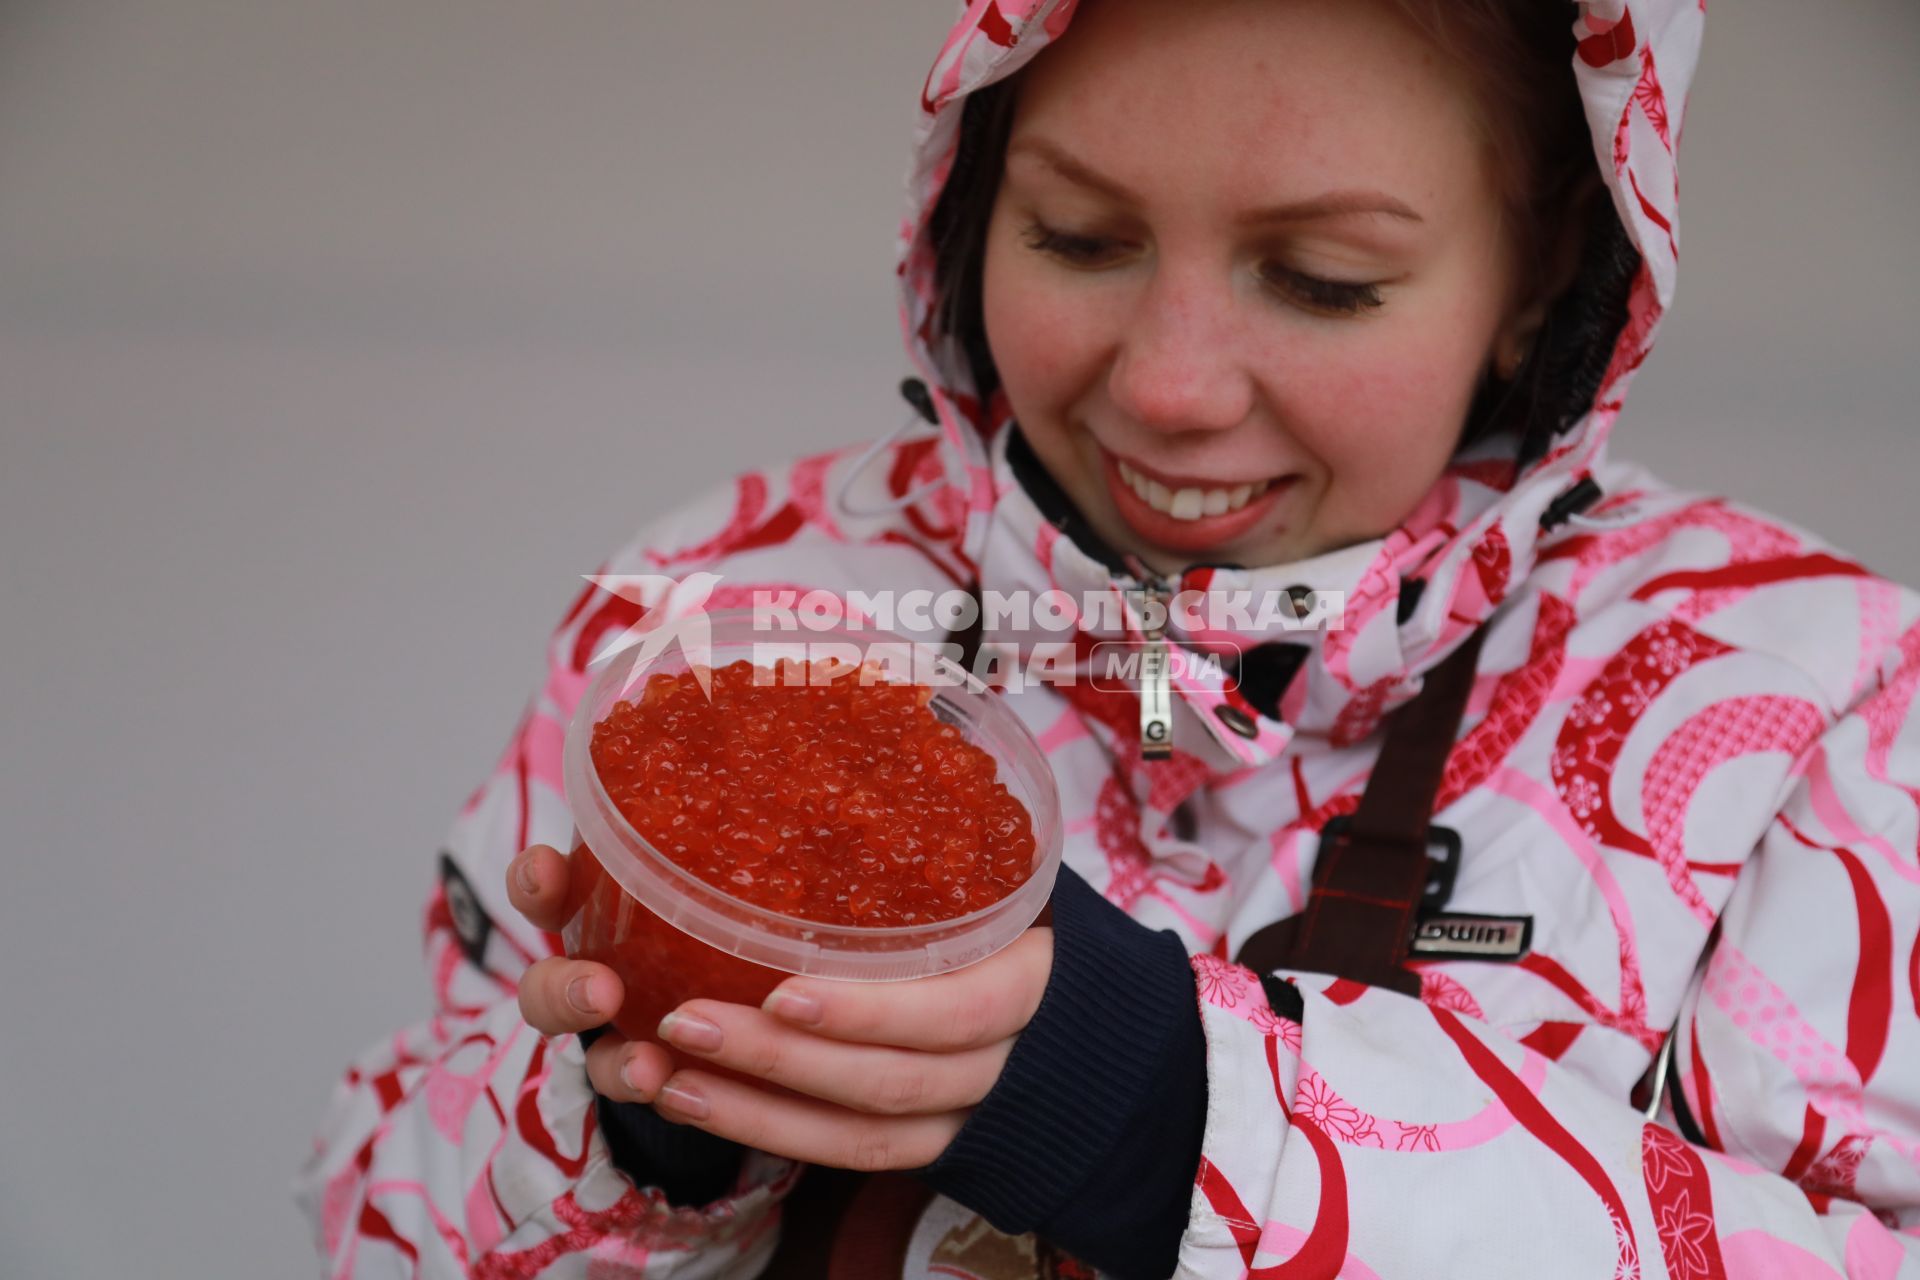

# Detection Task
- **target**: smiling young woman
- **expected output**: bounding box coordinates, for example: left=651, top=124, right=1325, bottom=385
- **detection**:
left=300, top=2, right=1920, bottom=1276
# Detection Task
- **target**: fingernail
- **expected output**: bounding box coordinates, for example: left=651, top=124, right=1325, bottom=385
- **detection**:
left=657, top=1081, right=709, bottom=1120
left=622, top=1052, right=653, bottom=1095
left=658, top=1011, right=723, bottom=1053
left=765, top=988, right=821, bottom=1025
left=514, top=854, right=538, bottom=898
left=567, top=975, right=602, bottom=1016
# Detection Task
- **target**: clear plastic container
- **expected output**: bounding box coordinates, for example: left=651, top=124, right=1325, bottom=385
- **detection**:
left=560, top=610, right=1063, bottom=1059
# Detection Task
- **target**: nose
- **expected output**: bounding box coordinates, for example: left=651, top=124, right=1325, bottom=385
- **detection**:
left=1106, top=263, right=1255, bottom=436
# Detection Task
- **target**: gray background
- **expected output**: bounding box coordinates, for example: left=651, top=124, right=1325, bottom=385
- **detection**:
left=1, top=1, right=1913, bottom=1274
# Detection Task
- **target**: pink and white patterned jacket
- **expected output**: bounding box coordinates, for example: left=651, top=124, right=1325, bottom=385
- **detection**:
left=296, top=1, right=1920, bottom=1275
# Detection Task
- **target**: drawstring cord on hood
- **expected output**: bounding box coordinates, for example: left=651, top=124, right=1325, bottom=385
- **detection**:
left=830, top=379, right=953, bottom=520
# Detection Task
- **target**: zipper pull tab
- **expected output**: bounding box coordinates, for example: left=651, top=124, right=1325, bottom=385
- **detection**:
left=1133, top=581, right=1173, bottom=759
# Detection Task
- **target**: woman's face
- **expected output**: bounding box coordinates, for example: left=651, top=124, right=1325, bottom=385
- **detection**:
left=981, top=0, right=1536, bottom=574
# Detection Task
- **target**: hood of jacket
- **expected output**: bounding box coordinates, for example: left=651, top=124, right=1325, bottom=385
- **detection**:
left=889, top=0, right=1703, bottom=762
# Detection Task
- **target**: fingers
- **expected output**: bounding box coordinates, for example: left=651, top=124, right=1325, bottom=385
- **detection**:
left=661, top=1001, right=1013, bottom=1115
left=583, top=1033, right=677, bottom=1104
left=652, top=1066, right=968, bottom=1172
left=758, top=926, right=1054, bottom=1052
left=505, top=844, right=574, bottom=932
left=517, top=955, right=625, bottom=1036
left=520, top=954, right=667, bottom=1103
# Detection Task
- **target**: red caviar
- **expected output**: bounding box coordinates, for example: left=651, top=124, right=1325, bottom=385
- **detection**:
left=569, top=658, right=1038, bottom=1047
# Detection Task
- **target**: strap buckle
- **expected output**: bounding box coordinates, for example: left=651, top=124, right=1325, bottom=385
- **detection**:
left=1319, top=814, right=1462, bottom=914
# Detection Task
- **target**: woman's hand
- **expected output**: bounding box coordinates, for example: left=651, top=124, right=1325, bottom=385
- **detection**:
left=506, top=843, right=678, bottom=1101
left=508, top=840, right=1057, bottom=1171
left=645, top=927, right=1055, bottom=1171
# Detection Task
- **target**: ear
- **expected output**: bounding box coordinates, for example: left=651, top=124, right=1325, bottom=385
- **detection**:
left=1493, top=303, right=1548, bottom=382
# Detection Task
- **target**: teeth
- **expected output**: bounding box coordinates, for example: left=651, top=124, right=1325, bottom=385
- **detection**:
left=1116, top=459, right=1272, bottom=521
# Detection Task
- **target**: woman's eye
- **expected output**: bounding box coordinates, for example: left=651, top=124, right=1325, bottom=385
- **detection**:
left=1020, top=220, right=1385, bottom=317
left=1261, top=265, right=1385, bottom=317
left=1020, top=221, right=1130, bottom=268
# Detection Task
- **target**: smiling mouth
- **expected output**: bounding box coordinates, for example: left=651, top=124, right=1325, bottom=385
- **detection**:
left=1113, top=458, right=1276, bottom=521
left=1098, top=447, right=1296, bottom=555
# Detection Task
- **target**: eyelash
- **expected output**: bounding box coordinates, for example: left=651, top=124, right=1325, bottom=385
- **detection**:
left=1018, top=220, right=1386, bottom=318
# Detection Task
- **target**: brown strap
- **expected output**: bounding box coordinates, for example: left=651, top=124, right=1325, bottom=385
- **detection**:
left=764, top=1166, right=869, bottom=1277
left=1237, top=628, right=1487, bottom=994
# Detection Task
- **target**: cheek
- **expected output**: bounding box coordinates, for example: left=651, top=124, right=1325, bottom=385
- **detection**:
left=1275, top=317, right=1488, bottom=528
left=983, top=248, right=1108, bottom=421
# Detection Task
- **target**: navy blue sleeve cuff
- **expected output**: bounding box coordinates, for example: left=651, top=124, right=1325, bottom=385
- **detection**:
left=912, top=865, right=1208, bottom=1280
left=580, top=1027, right=746, bottom=1208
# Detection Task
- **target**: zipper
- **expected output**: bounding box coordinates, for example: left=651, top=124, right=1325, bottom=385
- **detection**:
left=1125, top=557, right=1177, bottom=759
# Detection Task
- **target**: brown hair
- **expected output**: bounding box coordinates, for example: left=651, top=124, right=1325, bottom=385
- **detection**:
left=1387, top=0, right=1601, bottom=307
left=926, top=0, right=1640, bottom=468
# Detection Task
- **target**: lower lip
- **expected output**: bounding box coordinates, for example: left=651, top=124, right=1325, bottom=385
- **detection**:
left=1101, top=451, right=1291, bottom=555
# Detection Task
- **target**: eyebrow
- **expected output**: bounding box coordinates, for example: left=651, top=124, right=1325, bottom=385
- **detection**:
left=1004, top=136, right=1424, bottom=225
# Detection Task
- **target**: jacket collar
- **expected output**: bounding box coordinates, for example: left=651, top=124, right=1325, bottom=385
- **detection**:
left=981, top=424, right=1405, bottom=765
